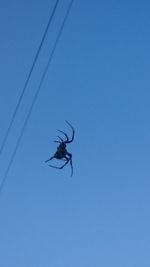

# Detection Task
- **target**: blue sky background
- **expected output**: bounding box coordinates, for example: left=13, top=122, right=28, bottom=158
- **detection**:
left=0, top=0, right=150, bottom=266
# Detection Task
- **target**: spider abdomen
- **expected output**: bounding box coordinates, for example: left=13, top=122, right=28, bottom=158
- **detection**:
left=54, top=146, right=67, bottom=159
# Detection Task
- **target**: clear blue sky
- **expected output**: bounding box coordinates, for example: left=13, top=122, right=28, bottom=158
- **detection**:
left=0, top=0, right=150, bottom=266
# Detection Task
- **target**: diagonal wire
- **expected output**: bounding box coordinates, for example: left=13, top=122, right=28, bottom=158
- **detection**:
left=0, top=0, right=60, bottom=156
left=0, top=0, right=74, bottom=194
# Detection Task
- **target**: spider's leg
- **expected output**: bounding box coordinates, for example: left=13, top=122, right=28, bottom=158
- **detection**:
left=57, top=136, right=64, bottom=142
left=66, top=152, right=73, bottom=176
left=65, top=120, right=75, bottom=143
left=54, top=136, right=63, bottom=143
left=49, top=156, right=69, bottom=170
left=70, top=158, right=73, bottom=176
left=56, top=129, right=69, bottom=143
left=45, top=156, right=54, bottom=163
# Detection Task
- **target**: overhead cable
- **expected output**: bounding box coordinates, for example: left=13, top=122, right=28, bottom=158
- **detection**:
left=0, top=0, right=74, bottom=194
left=0, top=0, right=60, bottom=156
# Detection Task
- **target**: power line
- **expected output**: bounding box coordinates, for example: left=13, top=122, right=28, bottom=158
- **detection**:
left=0, top=0, right=60, bottom=156
left=0, top=0, right=74, bottom=194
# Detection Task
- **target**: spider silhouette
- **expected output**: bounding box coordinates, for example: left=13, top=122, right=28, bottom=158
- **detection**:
left=45, top=120, right=75, bottom=176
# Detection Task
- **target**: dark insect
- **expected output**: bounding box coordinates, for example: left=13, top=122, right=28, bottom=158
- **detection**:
left=45, top=120, right=75, bottom=176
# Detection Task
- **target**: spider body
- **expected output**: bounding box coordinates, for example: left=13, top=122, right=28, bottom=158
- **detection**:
left=54, top=143, right=67, bottom=159
left=45, top=120, right=75, bottom=176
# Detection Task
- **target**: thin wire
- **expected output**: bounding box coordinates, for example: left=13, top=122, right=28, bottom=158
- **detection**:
left=0, top=0, right=60, bottom=156
left=0, top=0, right=74, bottom=194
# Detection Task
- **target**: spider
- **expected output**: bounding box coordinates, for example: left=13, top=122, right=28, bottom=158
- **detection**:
left=45, top=120, right=75, bottom=176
